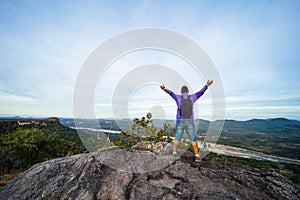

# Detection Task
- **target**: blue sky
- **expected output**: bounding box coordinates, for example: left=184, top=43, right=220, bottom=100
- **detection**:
left=0, top=0, right=300, bottom=120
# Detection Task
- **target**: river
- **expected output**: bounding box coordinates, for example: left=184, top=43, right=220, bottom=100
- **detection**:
left=73, top=127, right=300, bottom=165
left=205, top=143, right=300, bottom=165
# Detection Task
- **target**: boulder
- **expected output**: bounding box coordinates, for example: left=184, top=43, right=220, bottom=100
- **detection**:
left=0, top=142, right=299, bottom=200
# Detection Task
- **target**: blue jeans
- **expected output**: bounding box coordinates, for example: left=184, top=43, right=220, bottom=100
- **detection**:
left=174, top=120, right=197, bottom=142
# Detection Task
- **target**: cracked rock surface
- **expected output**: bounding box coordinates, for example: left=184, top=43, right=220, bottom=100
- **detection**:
left=0, top=142, right=299, bottom=200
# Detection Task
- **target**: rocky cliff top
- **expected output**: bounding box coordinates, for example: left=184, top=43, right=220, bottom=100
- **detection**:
left=0, top=117, right=60, bottom=134
left=0, top=141, right=299, bottom=200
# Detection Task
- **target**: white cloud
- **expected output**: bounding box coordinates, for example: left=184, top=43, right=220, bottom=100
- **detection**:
left=0, top=92, right=36, bottom=103
left=0, top=1, right=299, bottom=120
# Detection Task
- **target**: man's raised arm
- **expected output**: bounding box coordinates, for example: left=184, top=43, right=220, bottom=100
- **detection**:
left=160, top=84, right=177, bottom=100
left=195, top=80, right=213, bottom=99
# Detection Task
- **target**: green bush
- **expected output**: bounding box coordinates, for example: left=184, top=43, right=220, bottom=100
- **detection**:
left=115, top=113, right=174, bottom=147
left=0, top=127, right=84, bottom=174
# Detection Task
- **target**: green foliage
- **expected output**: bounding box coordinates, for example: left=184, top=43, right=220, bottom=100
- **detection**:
left=207, top=152, right=300, bottom=186
left=117, top=112, right=174, bottom=147
left=0, top=127, right=85, bottom=174
left=216, top=119, right=300, bottom=160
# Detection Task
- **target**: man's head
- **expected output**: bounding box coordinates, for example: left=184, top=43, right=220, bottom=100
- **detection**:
left=181, top=86, right=189, bottom=93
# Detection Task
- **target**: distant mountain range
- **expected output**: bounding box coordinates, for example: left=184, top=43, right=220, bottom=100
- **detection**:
left=1, top=116, right=299, bottom=160
left=1, top=116, right=299, bottom=134
left=58, top=117, right=300, bottom=160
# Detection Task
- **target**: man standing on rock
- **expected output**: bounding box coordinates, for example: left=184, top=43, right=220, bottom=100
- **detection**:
left=160, top=80, right=213, bottom=162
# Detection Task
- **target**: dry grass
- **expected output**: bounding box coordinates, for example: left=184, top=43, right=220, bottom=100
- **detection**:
left=0, top=170, right=23, bottom=188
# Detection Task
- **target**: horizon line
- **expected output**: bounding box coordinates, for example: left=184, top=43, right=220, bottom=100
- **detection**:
left=0, top=114, right=299, bottom=122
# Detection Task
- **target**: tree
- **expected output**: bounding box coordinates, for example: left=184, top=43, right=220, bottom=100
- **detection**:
left=119, top=113, right=173, bottom=146
left=0, top=127, right=85, bottom=174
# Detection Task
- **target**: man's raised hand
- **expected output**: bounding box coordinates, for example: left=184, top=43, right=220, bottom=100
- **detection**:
left=160, top=84, right=166, bottom=90
left=206, top=80, right=213, bottom=87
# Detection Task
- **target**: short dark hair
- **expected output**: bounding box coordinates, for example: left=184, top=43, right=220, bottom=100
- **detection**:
left=181, top=86, right=188, bottom=93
